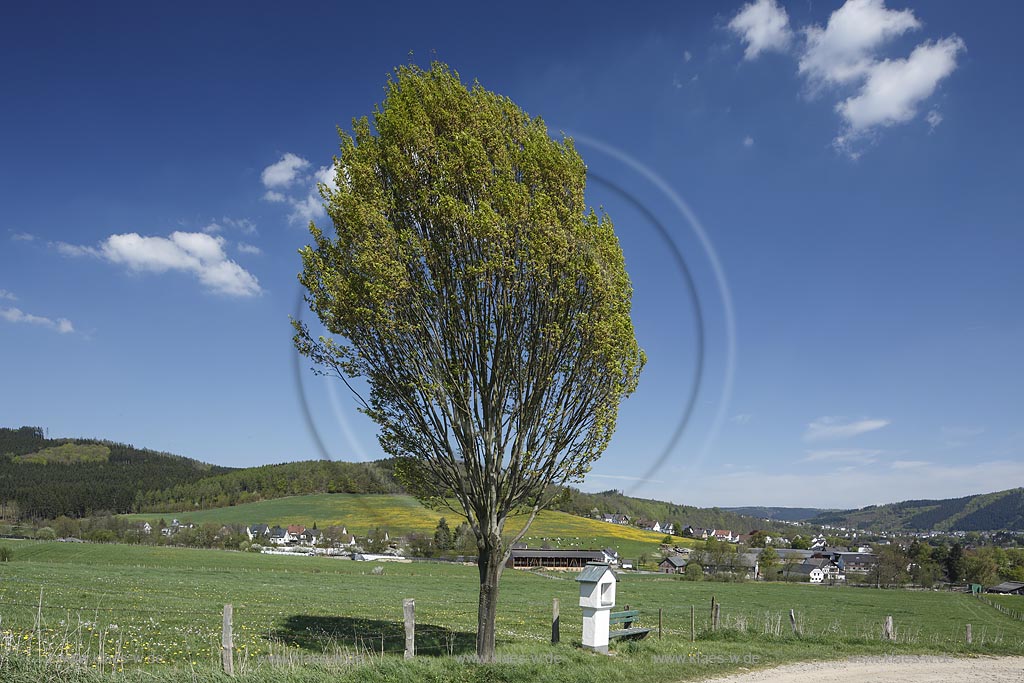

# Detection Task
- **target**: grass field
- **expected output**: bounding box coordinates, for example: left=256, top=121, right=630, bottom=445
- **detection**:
left=121, top=493, right=690, bottom=559
left=1, top=540, right=1023, bottom=682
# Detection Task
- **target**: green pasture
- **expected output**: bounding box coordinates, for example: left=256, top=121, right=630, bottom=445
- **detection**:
left=1, top=540, right=1022, bottom=681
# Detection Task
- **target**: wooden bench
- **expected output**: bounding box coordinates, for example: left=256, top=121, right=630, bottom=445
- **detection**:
left=608, top=608, right=651, bottom=640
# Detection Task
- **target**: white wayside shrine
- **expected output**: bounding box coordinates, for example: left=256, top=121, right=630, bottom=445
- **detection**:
left=576, top=561, right=616, bottom=653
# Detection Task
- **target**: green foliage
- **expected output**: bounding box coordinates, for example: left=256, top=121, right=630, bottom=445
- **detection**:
left=34, top=526, right=55, bottom=540
left=294, top=60, right=644, bottom=533
left=433, top=517, right=453, bottom=551
left=14, top=442, right=110, bottom=465
left=790, top=536, right=811, bottom=550
left=0, top=545, right=11, bottom=561
left=683, top=561, right=703, bottom=581
left=759, top=546, right=780, bottom=580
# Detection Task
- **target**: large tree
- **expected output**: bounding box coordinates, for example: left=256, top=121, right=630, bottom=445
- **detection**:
left=294, top=62, right=645, bottom=660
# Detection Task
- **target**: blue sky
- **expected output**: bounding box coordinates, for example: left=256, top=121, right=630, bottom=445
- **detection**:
left=2, top=1, right=1022, bottom=508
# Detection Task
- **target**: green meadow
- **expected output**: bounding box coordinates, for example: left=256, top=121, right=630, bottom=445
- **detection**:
left=120, top=493, right=691, bottom=559
left=1, top=540, right=1023, bottom=682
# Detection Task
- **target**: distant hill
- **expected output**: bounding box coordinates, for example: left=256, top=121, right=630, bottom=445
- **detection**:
left=0, top=426, right=401, bottom=520
left=122, top=493, right=696, bottom=559
left=0, top=426, right=228, bottom=519
left=8, top=425, right=1021, bottom=534
left=724, top=506, right=829, bottom=523
left=807, top=488, right=1024, bottom=532
left=552, top=489, right=794, bottom=536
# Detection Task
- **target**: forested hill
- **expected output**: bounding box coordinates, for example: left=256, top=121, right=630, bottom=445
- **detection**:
left=808, top=488, right=1024, bottom=532
left=0, top=426, right=229, bottom=519
left=0, top=426, right=401, bottom=519
left=135, top=459, right=403, bottom=512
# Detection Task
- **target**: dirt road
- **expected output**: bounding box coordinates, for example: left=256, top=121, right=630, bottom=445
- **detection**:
left=702, top=656, right=1024, bottom=682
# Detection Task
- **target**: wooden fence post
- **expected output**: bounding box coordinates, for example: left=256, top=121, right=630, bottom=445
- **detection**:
left=690, top=605, right=695, bottom=642
left=966, top=623, right=972, bottom=644
left=221, top=604, right=234, bottom=677
left=403, top=598, right=415, bottom=659
left=710, top=596, right=716, bottom=630
left=883, top=615, right=894, bottom=641
left=551, top=598, right=560, bottom=644
left=789, top=609, right=798, bottom=636
left=712, top=601, right=721, bottom=631
left=658, top=608, right=663, bottom=640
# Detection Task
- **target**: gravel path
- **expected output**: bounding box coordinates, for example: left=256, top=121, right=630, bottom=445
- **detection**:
left=701, top=656, right=1024, bottom=682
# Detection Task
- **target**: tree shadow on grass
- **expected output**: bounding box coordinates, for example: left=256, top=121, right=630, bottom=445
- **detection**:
left=271, top=615, right=476, bottom=656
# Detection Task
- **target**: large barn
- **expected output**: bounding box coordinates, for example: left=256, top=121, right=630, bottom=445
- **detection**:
left=506, top=548, right=610, bottom=569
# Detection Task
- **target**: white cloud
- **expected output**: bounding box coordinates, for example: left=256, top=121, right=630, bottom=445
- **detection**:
left=259, top=154, right=336, bottom=224
left=11, top=232, right=35, bottom=241
left=59, top=231, right=261, bottom=297
left=804, top=416, right=890, bottom=441
left=926, top=108, right=943, bottom=131
left=891, top=460, right=930, bottom=469
left=799, top=0, right=920, bottom=87
left=236, top=242, right=261, bottom=255
left=202, top=222, right=223, bottom=234
left=0, top=289, right=16, bottom=301
left=743, top=136, right=755, bottom=147
left=730, top=413, right=753, bottom=425
left=261, top=152, right=310, bottom=189
left=729, top=0, right=793, bottom=60
left=288, top=194, right=325, bottom=225
left=314, top=164, right=339, bottom=193
left=55, top=241, right=101, bottom=258
left=731, top=0, right=965, bottom=157
left=684, top=50, right=693, bottom=62
left=1, top=307, right=74, bottom=334
left=803, top=448, right=883, bottom=464
left=221, top=217, right=257, bottom=235
left=835, top=36, right=965, bottom=136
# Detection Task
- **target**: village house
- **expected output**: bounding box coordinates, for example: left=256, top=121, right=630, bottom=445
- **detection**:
left=602, top=513, right=630, bottom=525
left=635, top=519, right=662, bottom=533
left=833, top=552, right=877, bottom=573
left=658, top=555, right=687, bottom=574
left=690, top=551, right=760, bottom=579
left=268, top=526, right=288, bottom=545
left=987, top=581, right=1024, bottom=595
left=784, top=563, right=826, bottom=583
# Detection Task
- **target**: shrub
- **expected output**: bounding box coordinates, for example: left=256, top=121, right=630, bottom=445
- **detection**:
left=0, top=545, right=12, bottom=561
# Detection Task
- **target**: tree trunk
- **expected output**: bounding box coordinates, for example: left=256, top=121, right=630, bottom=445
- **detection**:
left=476, top=544, right=504, bottom=662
